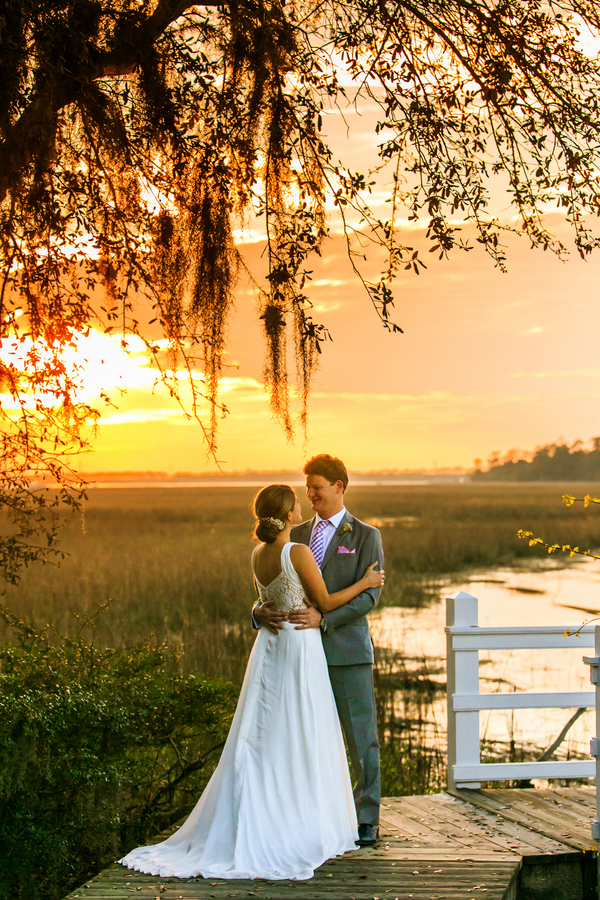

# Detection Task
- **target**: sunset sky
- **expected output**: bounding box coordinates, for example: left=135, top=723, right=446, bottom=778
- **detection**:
left=72, top=95, right=600, bottom=475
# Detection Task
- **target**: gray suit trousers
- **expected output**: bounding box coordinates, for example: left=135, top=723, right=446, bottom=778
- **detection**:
left=328, top=663, right=381, bottom=826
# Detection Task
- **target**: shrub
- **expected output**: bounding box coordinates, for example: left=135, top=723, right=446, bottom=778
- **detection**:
left=0, top=605, right=237, bottom=900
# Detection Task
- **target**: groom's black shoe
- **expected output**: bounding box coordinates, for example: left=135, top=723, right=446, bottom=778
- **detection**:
left=357, top=824, right=379, bottom=846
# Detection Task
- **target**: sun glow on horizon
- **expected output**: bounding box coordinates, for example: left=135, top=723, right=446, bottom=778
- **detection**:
left=0, top=329, right=165, bottom=408
left=4, top=207, right=600, bottom=476
left=0, top=327, right=272, bottom=427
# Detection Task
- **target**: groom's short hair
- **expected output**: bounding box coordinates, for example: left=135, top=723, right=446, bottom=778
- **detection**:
left=303, top=454, right=348, bottom=491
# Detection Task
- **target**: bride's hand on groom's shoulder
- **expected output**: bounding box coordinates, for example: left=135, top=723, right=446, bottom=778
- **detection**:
left=254, top=600, right=288, bottom=635
left=363, top=562, right=385, bottom=590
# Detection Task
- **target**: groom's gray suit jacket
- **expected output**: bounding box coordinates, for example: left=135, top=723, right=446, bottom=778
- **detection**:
left=290, top=512, right=383, bottom=666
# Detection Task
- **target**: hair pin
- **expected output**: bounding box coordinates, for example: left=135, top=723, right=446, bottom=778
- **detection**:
left=260, top=516, right=285, bottom=530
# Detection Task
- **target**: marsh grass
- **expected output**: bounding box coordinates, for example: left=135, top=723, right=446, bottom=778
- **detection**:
left=0, top=483, right=598, bottom=671
left=375, top=647, right=447, bottom=796
left=3, top=481, right=599, bottom=678
left=2, top=481, right=599, bottom=804
left=1, top=487, right=261, bottom=682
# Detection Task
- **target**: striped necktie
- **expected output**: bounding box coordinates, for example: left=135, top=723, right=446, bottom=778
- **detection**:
left=309, top=519, right=330, bottom=568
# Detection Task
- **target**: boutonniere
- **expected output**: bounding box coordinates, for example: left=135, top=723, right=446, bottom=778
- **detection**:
left=337, top=523, right=352, bottom=536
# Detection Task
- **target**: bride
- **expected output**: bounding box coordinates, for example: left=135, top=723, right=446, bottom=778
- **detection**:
left=119, top=483, right=384, bottom=881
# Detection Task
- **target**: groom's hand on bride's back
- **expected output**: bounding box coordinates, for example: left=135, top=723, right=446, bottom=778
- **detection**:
left=254, top=600, right=288, bottom=635
left=288, top=605, right=323, bottom=630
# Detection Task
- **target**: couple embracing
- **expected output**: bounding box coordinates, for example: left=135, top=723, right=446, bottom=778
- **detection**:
left=120, top=454, right=385, bottom=881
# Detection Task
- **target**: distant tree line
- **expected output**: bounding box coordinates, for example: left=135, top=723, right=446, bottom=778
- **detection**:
left=472, top=439, right=600, bottom=482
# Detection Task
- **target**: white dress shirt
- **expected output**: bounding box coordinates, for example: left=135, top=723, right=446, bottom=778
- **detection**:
left=309, top=507, right=347, bottom=561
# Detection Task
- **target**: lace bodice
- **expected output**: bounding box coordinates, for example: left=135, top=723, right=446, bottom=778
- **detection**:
left=252, top=542, right=308, bottom=613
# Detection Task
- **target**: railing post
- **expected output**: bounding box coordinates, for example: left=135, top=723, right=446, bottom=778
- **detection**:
left=446, top=591, right=481, bottom=792
left=583, top=623, right=600, bottom=895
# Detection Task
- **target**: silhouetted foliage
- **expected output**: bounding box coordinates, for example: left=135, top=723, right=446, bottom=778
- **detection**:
left=473, top=438, right=600, bottom=482
left=4, top=2, right=600, bottom=575
left=0, top=605, right=237, bottom=900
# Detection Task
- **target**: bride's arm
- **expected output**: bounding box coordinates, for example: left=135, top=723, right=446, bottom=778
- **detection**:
left=290, top=544, right=384, bottom=613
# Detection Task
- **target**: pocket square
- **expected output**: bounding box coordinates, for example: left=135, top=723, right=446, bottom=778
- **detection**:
left=337, top=546, right=356, bottom=554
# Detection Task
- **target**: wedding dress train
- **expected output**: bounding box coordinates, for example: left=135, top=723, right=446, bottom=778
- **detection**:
left=119, top=542, right=358, bottom=880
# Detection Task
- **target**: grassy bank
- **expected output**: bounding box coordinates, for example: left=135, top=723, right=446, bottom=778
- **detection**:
left=0, top=613, right=236, bottom=900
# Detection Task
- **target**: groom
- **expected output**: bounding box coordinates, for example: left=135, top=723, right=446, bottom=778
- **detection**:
left=254, top=454, right=383, bottom=845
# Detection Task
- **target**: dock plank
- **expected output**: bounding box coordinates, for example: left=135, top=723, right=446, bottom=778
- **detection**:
left=387, top=794, right=571, bottom=857
left=67, top=858, right=519, bottom=900
left=522, top=786, right=596, bottom=827
left=65, top=788, right=600, bottom=900
left=564, top=785, right=596, bottom=804
left=455, top=788, right=594, bottom=852
left=388, top=797, right=514, bottom=854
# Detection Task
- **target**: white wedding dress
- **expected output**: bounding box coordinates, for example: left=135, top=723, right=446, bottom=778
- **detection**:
left=119, top=542, right=358, bottom=880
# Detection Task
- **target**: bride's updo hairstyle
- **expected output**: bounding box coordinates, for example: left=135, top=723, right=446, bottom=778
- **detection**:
left=253, top=484, right=297, bottom=543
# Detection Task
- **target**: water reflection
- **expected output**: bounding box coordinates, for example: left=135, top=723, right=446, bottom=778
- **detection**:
left=372, top=556, right=600, bottom=772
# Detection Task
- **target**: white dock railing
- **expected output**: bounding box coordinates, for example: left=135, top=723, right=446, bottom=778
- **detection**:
left=446, top=591, right=597, bottom=792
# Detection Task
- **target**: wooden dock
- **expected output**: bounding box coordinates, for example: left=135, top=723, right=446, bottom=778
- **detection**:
left=65, top=787, right=598, bottom=900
